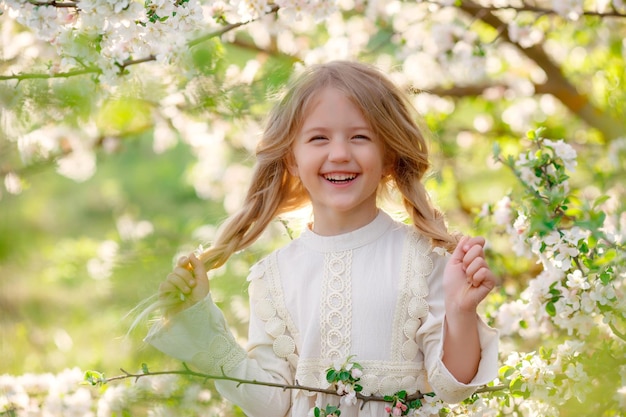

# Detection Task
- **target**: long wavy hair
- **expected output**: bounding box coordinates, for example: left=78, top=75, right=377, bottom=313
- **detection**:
left=134, top=60, right=457, bottom=322
left=193, top=61, right=456, bottom=271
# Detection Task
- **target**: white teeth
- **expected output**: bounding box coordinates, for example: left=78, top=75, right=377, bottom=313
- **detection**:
left=324, top=174, right=356, bottom=182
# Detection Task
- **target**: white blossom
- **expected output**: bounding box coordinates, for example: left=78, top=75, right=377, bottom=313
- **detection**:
left=493, top=196, right=512, bottom=225
left=3, top=172, right=23, bottom=194
left=545, top=138, right=577, bottom=172
left=87, top=240, right=119, bottom=280
left=117, top=215, right=155, bottom=241
left=565, top=270, right=590, bottom=291
left=552, top=0, right=584, bottom=20
left=508, top=22, right=544, bottom=48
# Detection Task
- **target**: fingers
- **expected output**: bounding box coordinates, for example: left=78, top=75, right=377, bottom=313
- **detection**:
left=461, top=236, right=486, bottom=251
left=171, top=269, right=195, bottom=293
left=188, top=253, right=205, bottom=277
left=158, top=256, right=197, bottom=299
left=450, top=236, right=470, bottom=262
left=459, top=237, right=493, bottom=287
left=177, top=255, right=193, bottom=269
left=158, top=280, right=184, bottom=301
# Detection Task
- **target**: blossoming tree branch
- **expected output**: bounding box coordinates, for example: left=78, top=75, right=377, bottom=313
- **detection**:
left=83, top=358, right=506, bottom=416
left=1, top=0, right=625, bottom=416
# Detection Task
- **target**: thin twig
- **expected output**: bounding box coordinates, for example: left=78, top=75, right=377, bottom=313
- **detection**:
left=27, top=0, right=78, bottom=7
left=429, top=0, right=626, bottom=18
left=29, top=0, right=626, bottom=18
left=101, top=365, right=506, bottom=404
left=0, top=68, right=100, bottom=81
left=0, top=5, right=280, bottom=82
left=608, top=322, right=626, bottom=342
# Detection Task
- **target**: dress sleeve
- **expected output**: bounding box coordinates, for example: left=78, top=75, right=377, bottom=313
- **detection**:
left=415, top=251, right=499, bottom=404
left=144, top=261, right=293, bottom=417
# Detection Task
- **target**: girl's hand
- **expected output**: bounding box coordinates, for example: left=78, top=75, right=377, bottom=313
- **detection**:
left=443, top=236, right=496, bottom=314
left=158, top=253, right=210, bottom=316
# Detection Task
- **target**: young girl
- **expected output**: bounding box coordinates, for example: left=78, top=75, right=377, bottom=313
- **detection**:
left=145, top=60, right=498, bottom=416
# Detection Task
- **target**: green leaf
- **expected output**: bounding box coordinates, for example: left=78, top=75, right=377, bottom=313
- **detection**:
left=593, top=195, right=611, bottom=208
left=545, top=301, right=557, bottom=317
left=96, top=98, right=152, bottom=136
left=509, top=376, right=525, bottom=396
left=499, top=365, right=515, bottom=379
left=191, top=40, right=220, bottom=74
left=84, top=370, right=105, bottom=386
left=325, top=405, right=341, bottom=416
left=596, top=248, right=617, bottom=266
left=599, top=268, right=613, bottom=285
left=326, top=369, right=337, bottom=382
left=539, top=346, right=553, bottom=359
left=409, top=399, right=422, bottom=408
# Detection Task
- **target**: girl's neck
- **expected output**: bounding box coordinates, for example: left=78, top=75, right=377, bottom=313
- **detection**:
left=309, top=208, right=379, bottom=236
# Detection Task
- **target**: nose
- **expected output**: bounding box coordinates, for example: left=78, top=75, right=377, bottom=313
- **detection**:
left=328, top=138, right=351, bottom=162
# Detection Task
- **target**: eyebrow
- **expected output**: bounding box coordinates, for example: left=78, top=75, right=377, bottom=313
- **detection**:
left=300, top=125, right=373, bottom=134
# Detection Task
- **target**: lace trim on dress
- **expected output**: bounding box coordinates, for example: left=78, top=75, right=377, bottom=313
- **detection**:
left=390, top=229, right=433, bottom=362
left=249, top=256, right=300, bottom=370
left=320, top=250, right=353, bottom=361
left=296, top=358, right=431, bottom=397
left=173, top=301, right=246, bottom=375
left=191, top=333, right=247, bottom=375
left=427, top=363, right=476, bottom=404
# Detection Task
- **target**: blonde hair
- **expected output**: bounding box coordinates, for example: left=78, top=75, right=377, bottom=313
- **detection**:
left=197, top=61, right=456, bottom=271
left=134, top=61, right=457, bottom=323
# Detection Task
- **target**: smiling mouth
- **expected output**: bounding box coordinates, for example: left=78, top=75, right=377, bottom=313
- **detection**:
left=323, top=173, right=357, bottom=183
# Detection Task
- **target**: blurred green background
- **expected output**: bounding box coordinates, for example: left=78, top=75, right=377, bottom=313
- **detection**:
left=1, top=3, right=626, bottom=415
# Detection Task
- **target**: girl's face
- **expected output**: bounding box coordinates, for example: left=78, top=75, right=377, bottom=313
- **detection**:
left=288, top=87, right=389, bottom=235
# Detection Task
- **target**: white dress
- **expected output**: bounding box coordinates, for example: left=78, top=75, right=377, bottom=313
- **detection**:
left=146, top=211, right=499, bottom=416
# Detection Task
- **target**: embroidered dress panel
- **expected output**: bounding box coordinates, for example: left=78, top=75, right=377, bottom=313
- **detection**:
left=145, top=211, right=500, bottom=417
left=390, top=230, right=432, bottom=362
left=321, top=250, right=353, bottom=360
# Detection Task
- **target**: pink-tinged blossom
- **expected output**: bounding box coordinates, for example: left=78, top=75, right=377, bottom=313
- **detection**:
left=544, top=139, right=577, bottom=172
left=237, top=0, right=273, bottom=21
left=493, top=196, right=512, bottom=225
left=350, top=367, right=363, bottom=379
left=56, top=149, right=97, bottom=182
left=339, top=385, right=357, bottom=407
left=508, top=212, right=531, bottom=257
left=412, top=394, right=444, bottom=416
left=537, top=230, right=580, bottom=271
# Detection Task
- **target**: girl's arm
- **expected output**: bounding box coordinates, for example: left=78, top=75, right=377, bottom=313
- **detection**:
left=441, top=236, right=496, bottom=383
left=145, top=255, right=294, bottom=417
